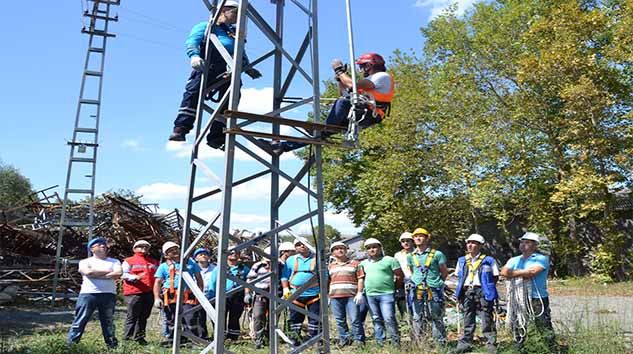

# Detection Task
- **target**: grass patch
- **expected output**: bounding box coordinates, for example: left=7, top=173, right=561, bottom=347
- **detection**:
left=549, top=277, right=633, bottom=296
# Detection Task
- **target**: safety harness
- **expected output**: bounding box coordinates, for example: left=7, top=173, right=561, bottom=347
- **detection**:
left=163, top=263, right=198, bottom=306
left=288, top=256, right=320, bottom=307
left=465, top=253, right=487, bottom=285
left=412, top=248, right=436, bottom=301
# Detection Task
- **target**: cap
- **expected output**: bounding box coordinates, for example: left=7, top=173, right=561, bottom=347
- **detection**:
left=279, top=242, right=295, bottom=252
left=162, top=241, right=180, bottom=254
left=87, top=237, right=107, bottom=249
left=133, top=240, right=151, bottom=249
left=412, top=227, right=430, bottom=237
left=399, top=232, right=413, bottom=241
left=293, top=239, right=304, bottom=246
left=363, top=238, right=382, bottom=248
left=466, top=234, right=485, bottom=244
left=329, top=241, right=348, bottom=252
left=520, top=232, right=540, bottom=243
left=193, top=248, right=210, bottom=258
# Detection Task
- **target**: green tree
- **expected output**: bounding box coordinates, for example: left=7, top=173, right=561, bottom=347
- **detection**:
left=0, top=162, right=33, bottom=209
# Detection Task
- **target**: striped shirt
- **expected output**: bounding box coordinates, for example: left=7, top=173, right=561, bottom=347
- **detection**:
left=328, top=259, right=364, bottom=298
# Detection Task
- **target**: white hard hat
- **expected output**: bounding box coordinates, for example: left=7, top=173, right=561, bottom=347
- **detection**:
left=133, top=240, right=151, bottom=249
left=466, top=234, right=486, bottom=244
left=520, top=232, right=540, bottom=243
left=329, top=241, right=348, bottom=252
left=222, top=0, right=239, bottom=7
left=162, top=241, right=180, bottom=254
left=399, top=232, right=413, bottom=242
left=279, top=242, right=295, bottom=252
left=363, top=238, right=382, bottom=248
left=293, top=239, right=304, bottom=246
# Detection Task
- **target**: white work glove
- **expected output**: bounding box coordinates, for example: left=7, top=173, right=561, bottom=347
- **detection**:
left=154, top=298, right=163, bottom=309
left=353, top=293, right=365, bottom=305
left=282, top=287, right=291, bottom=299
left=245, top=68, right=262, bottom=79
left=190, top=56, right=205, bottom=71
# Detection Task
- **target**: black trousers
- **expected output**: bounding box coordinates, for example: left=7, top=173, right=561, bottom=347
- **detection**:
left=225, top=293, right=245, bottom=339
left=123, top=292, right=153, bottom=341
left=459, top=287, right=496, bottom=346
left=163, top=302, right=201, bottom=339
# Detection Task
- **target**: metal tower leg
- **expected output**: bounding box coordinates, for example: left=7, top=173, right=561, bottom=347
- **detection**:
left=172, top=0, right=330, bottom=353
left=51, top=0, right=120, bottom=306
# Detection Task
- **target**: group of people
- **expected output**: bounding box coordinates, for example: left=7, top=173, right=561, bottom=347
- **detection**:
left=66, top=228, right=554, bottom=353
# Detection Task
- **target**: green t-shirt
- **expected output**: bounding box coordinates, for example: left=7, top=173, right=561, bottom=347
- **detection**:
left=408, top=247, right=447, bottom=289
left=360, top=256, right=401, bottom=296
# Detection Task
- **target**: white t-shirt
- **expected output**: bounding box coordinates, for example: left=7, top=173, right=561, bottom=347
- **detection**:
left=394, top=250, right=412, bottom=279
left=365, top=71, right=393, bottom=94
left=79, top=257, right=121, bottom=294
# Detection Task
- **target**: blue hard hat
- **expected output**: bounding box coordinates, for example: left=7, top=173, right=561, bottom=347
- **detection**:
left=193, top=248, right=211, bottom=258
left=87, top=237, right=108, bottom=250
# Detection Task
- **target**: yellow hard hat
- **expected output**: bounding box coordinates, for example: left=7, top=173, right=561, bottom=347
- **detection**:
left=412, top=227, right=430, bottom=237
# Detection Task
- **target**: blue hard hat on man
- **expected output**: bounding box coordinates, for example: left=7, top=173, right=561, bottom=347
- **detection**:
left=87, top=237, right=107, bottom=250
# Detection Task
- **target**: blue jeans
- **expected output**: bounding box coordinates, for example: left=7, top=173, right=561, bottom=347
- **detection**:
left=331, top=297, right=364, bottom=343
left=366, top=293, right=400, bottom=345
left=67, top=293, right=117, bottom=347
left=411, top=285, right=447, bottom=344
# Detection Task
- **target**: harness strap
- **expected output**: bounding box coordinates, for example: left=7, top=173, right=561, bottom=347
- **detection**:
left=465, top=253, right=486, bottom=284
left=413, top=248, right=436, bottom=289
left=288, top=255, right=317, bottom=288
left=292, top=294, right=320, bottom=307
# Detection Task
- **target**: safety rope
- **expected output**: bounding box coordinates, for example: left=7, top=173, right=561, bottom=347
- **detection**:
left=505, top=277, right=545, bottom=342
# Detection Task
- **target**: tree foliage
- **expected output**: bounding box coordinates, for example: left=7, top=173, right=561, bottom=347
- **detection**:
left=320, top=0, right=633, bottom=278
left=0, top=162, right=33, bottom=209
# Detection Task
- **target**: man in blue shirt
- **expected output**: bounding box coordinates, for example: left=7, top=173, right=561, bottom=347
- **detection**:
left=208, top=250, right=250, bottom=340
left=500, top=232, right=554, bottom=346
left=153, top=242, right=204, bottom=346
left=169, top=0, right=262, bottom=149
left=193, top=248, right=215, bottom=340
left=281, top=239, right=321, bottom=346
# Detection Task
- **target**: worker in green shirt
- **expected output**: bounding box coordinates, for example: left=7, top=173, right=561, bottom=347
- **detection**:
left=407, top=227, right=448, bottom=346
left=360, top=238, right=404, bottom=347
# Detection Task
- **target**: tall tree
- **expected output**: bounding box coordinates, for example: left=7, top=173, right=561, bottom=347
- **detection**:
left=0, top=162, right=33, bottom=209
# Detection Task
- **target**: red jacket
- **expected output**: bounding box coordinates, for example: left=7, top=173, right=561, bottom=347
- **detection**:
left=122, top=254, right=159, bottom=295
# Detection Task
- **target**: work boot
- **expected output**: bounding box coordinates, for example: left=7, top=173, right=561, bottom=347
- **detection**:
left=169, top=127, right=188, bottom=141
left=451, top=341, right=472, bottom=353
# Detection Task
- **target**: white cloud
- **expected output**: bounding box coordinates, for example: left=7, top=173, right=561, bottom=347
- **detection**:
left=414, top=0, right=479, bottom=19
left=137, top=182, right=189, bottom=201
left=122, top=139, right=145, bottom=152
left=238, top=87, right=274, bottom=114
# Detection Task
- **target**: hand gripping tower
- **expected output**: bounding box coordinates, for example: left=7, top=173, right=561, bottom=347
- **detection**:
left=171, top=1, right=331, bottom=353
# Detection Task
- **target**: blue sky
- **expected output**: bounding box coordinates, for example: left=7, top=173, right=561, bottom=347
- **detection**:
left=0, top=0, right=478, bottom=235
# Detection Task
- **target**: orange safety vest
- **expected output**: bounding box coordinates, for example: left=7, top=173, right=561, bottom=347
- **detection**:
left=357, top=72, right=395, bottom=118
left=163, top=263, right=198, bottom=306
left=288, top=256, right=320, bottom=307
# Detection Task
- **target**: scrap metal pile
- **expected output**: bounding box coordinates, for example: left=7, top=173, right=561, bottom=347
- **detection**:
left=0, top=189, right=188, bottom=301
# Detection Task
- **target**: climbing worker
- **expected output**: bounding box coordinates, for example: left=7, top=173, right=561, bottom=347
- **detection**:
left=207, top=249, right=250, bottom=341
left=407, top=227, right=448, bottom=346
left=168, top=0, right=262, bottom=149
left=269, top=52, right=394, bottom=154
left=153, top=241, right=205, bottom=346
left=500, top=232, right=554, bottom=347
left=193, top=248, right=215, bottom=340
left=453, top=234, right=499, bottom=354
left=360, top=238, right=403, bottom=347
left=67, top=237, right=122, bottom=349
left=328, top=241, right=366, bottom=347
left=281, top=239, right=321, bottom=346
left=246, top=246, right=274, bottom=349
left=121, top=240, right=159, bottom=345
left=394, top=231, right=414, bottom=320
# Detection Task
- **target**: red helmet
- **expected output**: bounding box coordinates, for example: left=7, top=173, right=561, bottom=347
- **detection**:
left=355, top=53, right=385, bottom=66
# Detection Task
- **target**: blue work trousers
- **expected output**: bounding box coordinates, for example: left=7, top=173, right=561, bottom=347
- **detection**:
left=411, top=285, right=447, bottom=345
left=330, top=296, right=364, bottom=343
left=67, top=293, right=118, bottom=348
left=366, top=293, right=400, bottom=346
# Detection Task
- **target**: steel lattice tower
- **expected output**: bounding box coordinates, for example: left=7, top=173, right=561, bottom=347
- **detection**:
left=172, top=0, right=331, bottom=353
left=51, top=0, right=120, bottom=305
